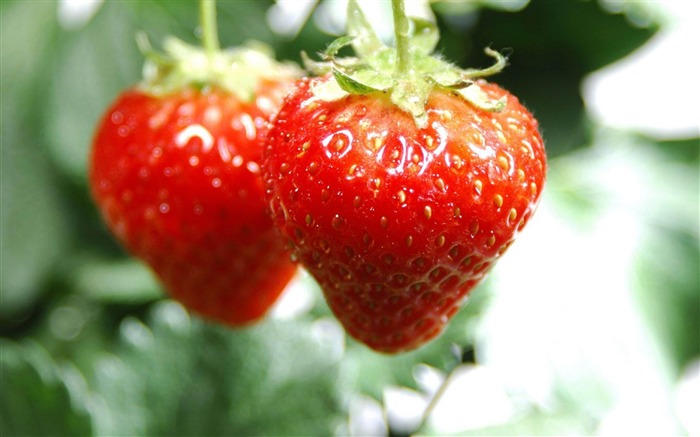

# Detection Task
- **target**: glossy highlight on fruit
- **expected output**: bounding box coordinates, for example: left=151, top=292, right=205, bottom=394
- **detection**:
left=90, top=82, right=297, bottom=326
left=263, top=75, right=546, bottom=352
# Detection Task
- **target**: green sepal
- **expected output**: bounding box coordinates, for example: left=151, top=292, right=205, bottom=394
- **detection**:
left=351, top=67, right=394, bottom=91
left=137, top=34, right=301, bottom=100
left=301, top=51, right=331, bottom=76
left=323, top=36, right=356, bottom=60
left=305, top=2, right=509, bottom=127
left=309, top=76, right=349, bottom=102
left=457, top=83, right=507, bottom=112
left=135, top=32, right=170, bottom=68
left=460, top=47, right=508, bottom=79
left=333, top=66, right=385, bottom=95
left=430, top=76, right=474, bottom=90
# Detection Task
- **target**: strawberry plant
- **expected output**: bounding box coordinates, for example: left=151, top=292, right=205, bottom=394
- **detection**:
left=263, top=0, right=546, bottom=353
left=89, top=1, right=300, bottom=326
left=5, top=0, right=697, bottom=436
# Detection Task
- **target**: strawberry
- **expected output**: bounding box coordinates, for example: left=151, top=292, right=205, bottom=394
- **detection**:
left=89, top=5, right=301, bottom=326
left=263, top=0, right=546, bottom=352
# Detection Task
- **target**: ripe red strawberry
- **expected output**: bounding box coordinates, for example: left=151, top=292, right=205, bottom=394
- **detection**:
left=89, top=15, right=301, bottom=326
left=262, top=1, right=546, bottom=352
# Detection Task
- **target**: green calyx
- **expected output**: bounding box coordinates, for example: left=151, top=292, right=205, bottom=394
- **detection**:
left=137, top=35, right=300, bottom=101
left=135, top=1, right=298, bottom=100
left=304, top=0, right=507, bottom=128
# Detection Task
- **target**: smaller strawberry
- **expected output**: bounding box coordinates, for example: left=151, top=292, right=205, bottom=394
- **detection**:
left=89, top=2, right=301, bottom=325
left=263, top=0, right=546, bottom=352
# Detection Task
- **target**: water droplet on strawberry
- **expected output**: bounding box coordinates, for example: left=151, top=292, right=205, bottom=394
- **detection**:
left=332, top=215, right=345, bottom=229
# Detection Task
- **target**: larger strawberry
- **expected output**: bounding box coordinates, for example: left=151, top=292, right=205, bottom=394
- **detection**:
left=89, top=3, right=301, bottom=326
left=263, top=0, right=546, bottom=352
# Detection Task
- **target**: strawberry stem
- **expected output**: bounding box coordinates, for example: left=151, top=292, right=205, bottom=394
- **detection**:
left=199, top=0, right=220, bottom=60
left=391, top=0, right=411, bottom=76
left=415, top=366, right=456, bottom=433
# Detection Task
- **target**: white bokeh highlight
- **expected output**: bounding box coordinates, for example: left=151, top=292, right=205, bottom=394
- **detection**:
left=583, top=1, right=700, bottom=139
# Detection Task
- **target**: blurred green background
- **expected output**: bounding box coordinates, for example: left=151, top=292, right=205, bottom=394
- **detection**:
left=1, top=0, right=698, bottom=436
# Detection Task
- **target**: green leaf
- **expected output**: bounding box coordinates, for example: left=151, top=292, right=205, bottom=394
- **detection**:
left=410, top=17, right=439, bottom=55
left=579, top=132, right=700, bottom=373
left=421, top=410, right=594, bottom=436
left=1, top=120, right=70, bottom=320
left=44, top=1, right=142, bottom=182
left=90, top=302, right=347, bottom=436
left=346, top=0, right=383, bottom=57
left=71, top=257, right=163, bottom=304
left=0, top=340, right=93, bottom=436
left=0, top=0, right=70, bottom=320
left=431, top=0, right=530, bottom=15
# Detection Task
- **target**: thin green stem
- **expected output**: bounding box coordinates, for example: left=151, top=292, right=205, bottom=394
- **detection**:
left=415, top=365, right=455, bottom=433
left=391, top=0, right=411, bottom=75
left=199, top=0, right=220, bottom=59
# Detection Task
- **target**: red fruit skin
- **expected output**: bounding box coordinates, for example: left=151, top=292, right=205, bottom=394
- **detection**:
left=263, top=76, right=546, bottom=352
left=90, top=82, right=297, bottom=326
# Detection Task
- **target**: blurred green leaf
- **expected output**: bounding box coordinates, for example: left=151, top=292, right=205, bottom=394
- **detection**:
left=44, top=1, right=142, bottom=182
left=1, top=1, right=70, bottom=321
left=637, top=227, right=700, bottom=373
left=433, top=0, right=531, bottom=16
left=542, top=127, right=699, bottom=375
left=89, top=301, right=347, bottom=436
left=0, top=1, right=57, bottom=86
left=0, top=127, right=70, bottom=320
left=0, top=340, right=92, bottom=436
left=71, top=257, right=163, bottom=304
left=422, top=409, right=594, bottom=436
left=629, top=135, right=700, bottom=372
